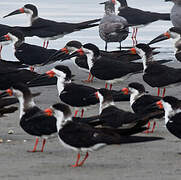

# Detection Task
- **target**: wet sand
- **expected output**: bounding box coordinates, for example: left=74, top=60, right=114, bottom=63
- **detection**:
left=0, top=60, right=181, bottom=180
left=0, top=0, right=181, bottom=179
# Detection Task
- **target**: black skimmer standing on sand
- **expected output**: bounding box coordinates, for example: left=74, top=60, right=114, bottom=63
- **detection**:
left=3, top=4, right=100, bottom=48
left=130, top=43, right=181, bottom=97
left=2, top=83, right=57, bottom=152
left=156, top=96, right=181, bottom=139
left=70, top=43, right=143, bottom=90
left=121, top=82, right=164, bottom=133
left=94, top=88, right=152, bottom=133
left=0, top=30, right=58, bottom=68
left=149, top=27, right=181, bottom=62
left=165, top=0, right=181, bottom=28
left=117, top=0, right=170, bottom=45
left=44, top=65, right=98, bottom=117
left=99, top=0, right=129, bottom=51
left=44, top=102, right=121, bottom=167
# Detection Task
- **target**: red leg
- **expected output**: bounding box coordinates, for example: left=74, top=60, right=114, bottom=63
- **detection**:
left=105, top=83, right=108, bottom=89
left=157, top=88, right=160, bottom=96
left=43, top=40, right=46, bottom=48
left=71, top=153, right=81, bottom=167
left=45, top=41, right=49, bottom=49
left=90, top=75, right=94, bottom=82
left=78, top=152, right=89, bottom=166
left=83, top=72, right=91, bottom=83
left=41, top=139, right=46, bottom=152
left=80, top=109, right=84, bottom=118
left=144, top=121, right=150, bottom=133
left=162, top=88, right=166, bottom=98
left=74, top=110, right=79, bottom=117
left=29, top=66, right=34, bottom=72
left=151, top=121, right=156, bottom=133
left=109, top=84, right=112, bottom=90
left=28, top=137, right=39, bottom=152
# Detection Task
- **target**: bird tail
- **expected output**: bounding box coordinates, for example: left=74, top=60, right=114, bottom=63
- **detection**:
left=153, top=13, right=170, bottom=21
left=75, top=18, right=101, bottom=30
left=27, top=77, right=57, bottom=87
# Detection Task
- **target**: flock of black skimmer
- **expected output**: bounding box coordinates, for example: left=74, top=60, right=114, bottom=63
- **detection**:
left=0, top=0, right=181, bottom=167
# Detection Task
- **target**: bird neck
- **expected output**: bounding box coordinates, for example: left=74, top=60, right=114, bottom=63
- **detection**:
left=99, top=100, right=115, bottom=114
left=30, top=16, right=39, bottom=25
left=142, top=54, right=153, bottom=73
left=18, top=95, right=35, bottom=119
left=119, top=0, right=128, bottom=8
left=86, top=52, right=95, bottom=70
left=104, top=3, right=115, bottom=16
left=56, top=114, right=72, bottom=132
left=14, top=40, right=24, bottom=49
left=130, top=92, right=144, bottom=107
left=165, top=108, right=181, bottom=125
left=57, top=78, right=65, bottom=95
left=173, top=37, right=181, bottom=54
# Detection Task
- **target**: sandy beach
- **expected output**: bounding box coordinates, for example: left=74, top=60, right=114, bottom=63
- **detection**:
left=0, top=60, right=180, bottom=180
left=0, top=0, right=181, bottom=179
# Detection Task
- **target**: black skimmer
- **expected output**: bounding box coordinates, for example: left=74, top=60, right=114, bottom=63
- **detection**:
left=44, top=102, right=121, bottom=167
left=117, top=0, right=170, bottom=45
left=3, top=83, right=57, bottom=152
left=3, top=4, right=100, bottom=48
left=45, top=40, right=159, bottom=66
left=0, top=30, right=58, bottom=68
left=149, top=27, right=181, bottom=62
left=94, top=88, right=150, bottom=133
left=44, top=65, right=98, bottom=117
left=45, top=41, right=160, bottom=83
left=99, top=0, right=129, bottom=51
left=0, top=63, right=57, bottom=90
left=34, top=65, right=130, bottom=116
left=130, top=43, right=181, bottom=97
left=121, top=82, right=164, bottom=133
left=70, top=43, right=143, bottom=89
left=43, top=40, right=93, bottom=82
left=165, top=0, right=181, bottom=28
left=156, top=96, right=181, bottom=139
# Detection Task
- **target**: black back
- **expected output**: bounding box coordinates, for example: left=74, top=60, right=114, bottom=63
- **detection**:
left=58, top=121, right=121, bottom=148
left=20, top=106, right=57, bottom=136
left=15, top=43, right=57, bottom=65
left=143, top=63, right=181, bottom=87
left=118, top=7, right=170, bottom=25
left=60, top=83, right=98, bottom=107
